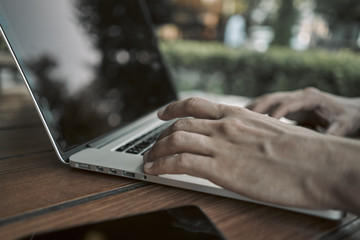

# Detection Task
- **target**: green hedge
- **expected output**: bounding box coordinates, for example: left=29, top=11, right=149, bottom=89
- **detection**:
left=160, top=40, right=360, bottom=97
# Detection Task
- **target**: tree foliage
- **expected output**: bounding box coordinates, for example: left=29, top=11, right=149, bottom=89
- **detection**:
left=161, top=40, right=360, bottom=97
left=315, top=0, right=360, bottom=26
left=271, top=0, right=298, bottom=46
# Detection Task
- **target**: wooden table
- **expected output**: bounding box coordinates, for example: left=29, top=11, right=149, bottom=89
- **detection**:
left=1, top=83, right=360, bottom=240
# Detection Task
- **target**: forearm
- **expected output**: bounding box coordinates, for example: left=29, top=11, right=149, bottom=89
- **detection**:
left=324, top=136, right=360, bottom=215
left=262, top=126, right=360, bottom=213
left=287, top=131, right=360, bottom=214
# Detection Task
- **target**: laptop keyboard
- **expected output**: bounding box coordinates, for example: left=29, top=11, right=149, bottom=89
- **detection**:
left=116, top=123, right=169, bottom=155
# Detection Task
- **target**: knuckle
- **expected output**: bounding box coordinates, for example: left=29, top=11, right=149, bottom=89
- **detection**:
left=228, top=118, right=244, bottom=130
left=303, top=87, right=319, bottom=95
left=176, top=153, right=192, bottom=169
left=232, top=106, right=246, bottom=115
left=171, top=119, right=186, bottom=131
left=168, top=131, right=185, bottom=146
left=217, top=118, right=243, bottom=135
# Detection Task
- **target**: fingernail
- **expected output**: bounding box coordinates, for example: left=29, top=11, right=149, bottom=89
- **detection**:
left=158, top=106, right=166, bottom=116
left=144, top=162, right=154, bottom=169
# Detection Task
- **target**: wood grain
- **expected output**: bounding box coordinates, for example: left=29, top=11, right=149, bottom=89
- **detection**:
left=0, top=184, right=346, bottom=240
left=0, top=151, right=139, bottom=220
left=0, top=127, right=53, bottom=159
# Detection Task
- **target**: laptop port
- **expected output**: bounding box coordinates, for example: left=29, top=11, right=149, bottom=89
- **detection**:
left=75, top=163, right=91, bottom=170
left=109, top=168, right=117, bottom=175
left=95, top=166, right=104, bottom=172
left=122, top=171, right=135, bottom=178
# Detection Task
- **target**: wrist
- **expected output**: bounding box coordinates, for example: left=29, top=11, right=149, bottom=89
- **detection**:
left=274, top=130, right=360, bottom=212
left=321, top=136, right=360, bottom=214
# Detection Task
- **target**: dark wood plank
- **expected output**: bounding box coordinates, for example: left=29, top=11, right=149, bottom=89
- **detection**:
left=0, top=105, right=40, bottom=129
left=0, top=80, right=41, bottom=129
left=0, top=151, right=139, bottom=220
left=0, top=126, right=53, bottom=159
left=0, top=184, right=350, bottom=240
left=0, top=91, right=38, bottom=123
left=0, top=84, right=52, bottom=158
left=0, top=86, right=33, bottom=112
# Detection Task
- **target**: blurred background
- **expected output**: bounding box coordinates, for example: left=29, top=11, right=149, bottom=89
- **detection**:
left=147, top=0, right=360, bottom=98
left=1, top=0, right=360, bottom=98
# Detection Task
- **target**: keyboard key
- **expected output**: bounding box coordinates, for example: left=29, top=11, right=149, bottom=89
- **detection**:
left=116, top=123, right=169, bottom=154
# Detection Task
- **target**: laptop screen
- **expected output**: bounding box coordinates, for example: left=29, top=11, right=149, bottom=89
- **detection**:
left=0, top=0, right=177, bottom=156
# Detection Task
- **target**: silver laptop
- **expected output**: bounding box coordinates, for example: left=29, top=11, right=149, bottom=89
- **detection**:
left=0, top=0, right=345, bottom=220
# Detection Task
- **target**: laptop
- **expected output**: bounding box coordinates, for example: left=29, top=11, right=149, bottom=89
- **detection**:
left=0, top=0, right=345, bottom=220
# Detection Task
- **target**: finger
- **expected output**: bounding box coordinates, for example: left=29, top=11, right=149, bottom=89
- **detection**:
left=246, top=93, right=285, bottom=114
left=157, top=97, right=225, bottom=121
left=326, top=118, right=349, bottom=137
left=144, top=131, right=214, bottom=163
left=157, top=118, right=213, bottom=141
left=144, top=153, right=212, bottom=178
left=269, top=100, right=308, bottom=119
